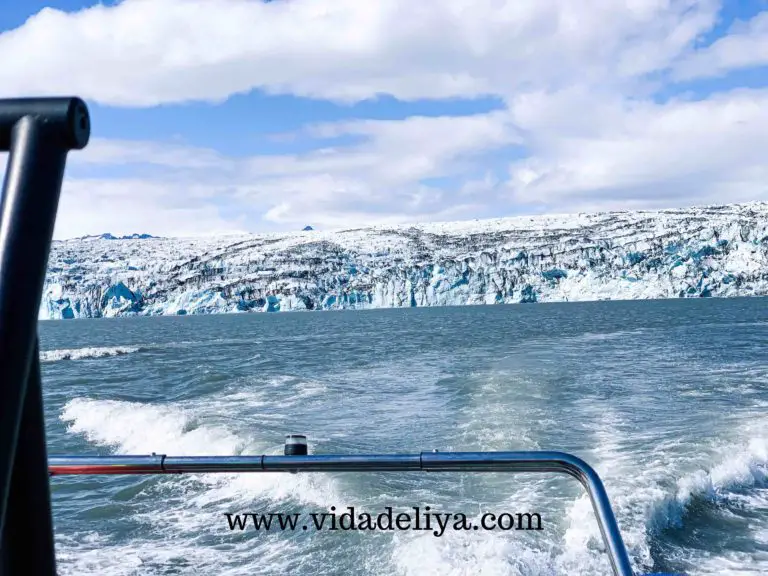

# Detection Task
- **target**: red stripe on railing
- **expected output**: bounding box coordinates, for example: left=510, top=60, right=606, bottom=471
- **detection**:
left=48, top=465, right=163, bottom=475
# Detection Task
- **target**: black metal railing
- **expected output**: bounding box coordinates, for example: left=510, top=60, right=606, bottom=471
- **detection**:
left=0, top=97, right=90, bottom=575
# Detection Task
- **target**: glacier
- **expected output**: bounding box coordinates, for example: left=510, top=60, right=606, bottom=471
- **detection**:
left=40, top=202, right=768, bottom=320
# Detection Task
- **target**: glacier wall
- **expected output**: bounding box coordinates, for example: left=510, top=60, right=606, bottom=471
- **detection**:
left=40, top=202, right=768, bottom=319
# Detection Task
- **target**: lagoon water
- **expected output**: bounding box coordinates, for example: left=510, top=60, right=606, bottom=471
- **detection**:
left=41, top=298, right=768, bottom=575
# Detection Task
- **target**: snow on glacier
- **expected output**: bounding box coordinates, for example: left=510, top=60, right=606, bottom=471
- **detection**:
left=39, top=202, right=768, bottom=319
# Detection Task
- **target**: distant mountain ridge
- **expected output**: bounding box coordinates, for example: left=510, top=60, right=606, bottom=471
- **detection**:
left=74, top=233, right=159, bottom=241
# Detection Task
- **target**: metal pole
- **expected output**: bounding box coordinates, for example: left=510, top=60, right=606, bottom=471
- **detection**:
left=2, top=341, right=57, bottom=575
left=48, top=450, right=635, bottom=576
left=0, top=97, right=90, bottom=575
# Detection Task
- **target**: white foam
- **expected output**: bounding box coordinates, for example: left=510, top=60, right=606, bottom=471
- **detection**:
left=61, top=398, right=242, bottom=455
left=54, top=376, right=768, bottom=574
left=57, top=396, right=346, bottom=574
left=648, top=436, right=768, bottom=534
left=60, top=396, right=343, bottom=505
left=391, top=520, right=554, bottom=576
left=41, top=346, right=142, bottom=362
left=56, top=528, right=301, bottom=576
left=560, top=407, right=651, bottom=573
left=693, top=550, right=768, bottom=575
left=559, top=407, right=768, bottom=574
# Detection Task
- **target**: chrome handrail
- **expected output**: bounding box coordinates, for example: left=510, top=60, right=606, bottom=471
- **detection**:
left=49, top=449, right=637, bottom=576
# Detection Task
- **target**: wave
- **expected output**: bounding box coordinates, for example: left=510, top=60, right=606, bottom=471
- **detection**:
left=560, top=407, right=768, bottom=574
left=647, top=436, right=768, bottom=534
left=41, top=346, right=143, bottom=362
left=40, top=337, right=265, bottom=363
left=60, top=397, right=341, bottom=507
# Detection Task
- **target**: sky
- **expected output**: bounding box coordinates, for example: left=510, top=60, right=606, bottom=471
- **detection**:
left=0, top=0, right=767, bottom=239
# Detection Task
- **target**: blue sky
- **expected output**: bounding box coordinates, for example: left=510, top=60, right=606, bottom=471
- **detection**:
left=1, top=0, right=767, bottom=238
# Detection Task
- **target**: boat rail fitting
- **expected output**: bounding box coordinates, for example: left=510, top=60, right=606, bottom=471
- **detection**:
left=0, top=97, right=90, bottom=575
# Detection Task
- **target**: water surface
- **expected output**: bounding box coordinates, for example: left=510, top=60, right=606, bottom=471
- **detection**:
left=41, top=298, right=768, bottom=575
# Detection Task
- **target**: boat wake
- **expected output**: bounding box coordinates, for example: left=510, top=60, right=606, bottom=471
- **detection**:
left=54, top=393, right=768, bottom=576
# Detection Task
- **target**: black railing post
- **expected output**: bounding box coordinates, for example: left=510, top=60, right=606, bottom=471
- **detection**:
left=0, top=97, right=90, bottom=575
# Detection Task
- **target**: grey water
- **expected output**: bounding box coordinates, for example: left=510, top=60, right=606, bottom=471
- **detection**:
left=41, top=298, right=768, bottom=575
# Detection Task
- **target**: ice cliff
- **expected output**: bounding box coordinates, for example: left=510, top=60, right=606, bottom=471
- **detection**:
left=40, top=202, right=768, bottom=319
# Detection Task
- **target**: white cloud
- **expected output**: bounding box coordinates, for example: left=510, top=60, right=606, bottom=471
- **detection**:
left=52, top=178, right=251, bottom=239
left=0, top=0, right=721, bottom=106
left=77, top=138, right=231, bottom=170
left=1, top=0, right=767, bottom=238
left=505, top=88, right=768, bottom=208
left=47, top=85, right=767, bottom=238
left=673, top=11, right=768, bottom=81
left=47, top=111, right=520, bottom=235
